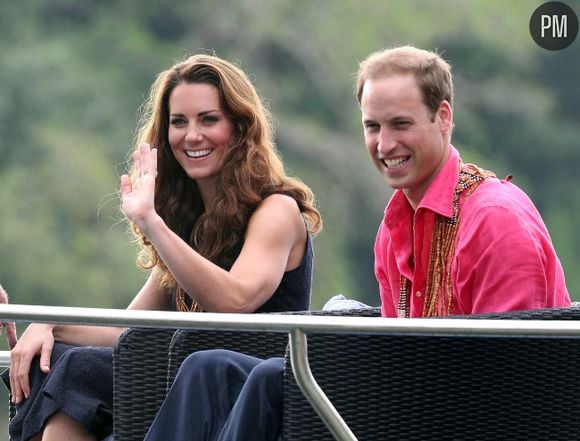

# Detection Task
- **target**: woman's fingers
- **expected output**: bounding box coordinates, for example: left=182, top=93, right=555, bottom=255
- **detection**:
left=132, top=143, right=158, bottom=181
left=150, top=148, right=158, bottom=177
left=16, top=352, right=33, bottom=400
left=137, top=143, right=157, bottom=178
left=122, top=144, right=158, bottom=225
left=120, top=174, right=132, bottom=197
left=9, top=349, right=33, bottom=403
left=39, top=338, right=54, bottom=374
left=133, top=149, right=142, bottom=177
left=11, top=341, right=52, bottom=403
left=8, top=324, right=56, bottom=404
left=139, top=143, right=149, bottom=176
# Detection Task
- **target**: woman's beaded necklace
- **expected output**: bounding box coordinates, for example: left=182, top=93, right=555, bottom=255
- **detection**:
left=176, top=287, right=203, bottom=312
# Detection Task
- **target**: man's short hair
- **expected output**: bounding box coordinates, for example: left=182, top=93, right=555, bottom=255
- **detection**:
left=356, top=46, right=453, bottom=118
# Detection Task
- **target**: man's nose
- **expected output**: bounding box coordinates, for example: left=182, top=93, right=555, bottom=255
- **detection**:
left=377, top=128, right=397, bottom=155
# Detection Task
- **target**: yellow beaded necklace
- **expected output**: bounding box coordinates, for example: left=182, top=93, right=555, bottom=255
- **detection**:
left=398, top=162, right=496, bottom=318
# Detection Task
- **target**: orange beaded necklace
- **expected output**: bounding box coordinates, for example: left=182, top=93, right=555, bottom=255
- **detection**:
left=397, top=162, right=496, bottom=318
left=175, top=287, right=203, bottom=312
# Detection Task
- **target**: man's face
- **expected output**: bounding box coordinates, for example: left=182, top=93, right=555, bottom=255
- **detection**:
left=360, top=74, right=452, bottom=209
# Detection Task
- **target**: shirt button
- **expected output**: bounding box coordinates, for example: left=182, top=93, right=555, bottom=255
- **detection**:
left=416, top=291, right=422, bottom=298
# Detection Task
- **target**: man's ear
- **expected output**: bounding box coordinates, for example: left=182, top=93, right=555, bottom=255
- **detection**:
left=437, top=100, right=453, bottom=134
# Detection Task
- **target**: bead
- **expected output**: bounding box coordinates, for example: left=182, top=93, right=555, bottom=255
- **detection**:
left=398, top=162, right=496, bottom=317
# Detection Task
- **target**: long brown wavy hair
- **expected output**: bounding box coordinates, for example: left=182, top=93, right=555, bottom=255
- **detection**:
left=127, top=54, right=322, bottom=303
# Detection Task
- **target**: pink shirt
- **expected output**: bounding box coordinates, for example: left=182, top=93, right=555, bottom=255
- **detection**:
left=375, top=146, right=570, bottom=317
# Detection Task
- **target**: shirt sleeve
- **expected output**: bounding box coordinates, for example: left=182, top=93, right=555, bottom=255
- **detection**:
left=453, top=202, right=565, bottom=314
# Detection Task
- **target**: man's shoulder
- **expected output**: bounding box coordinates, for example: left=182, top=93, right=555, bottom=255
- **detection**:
left=459, top=177, right=542, bottom=231
left=464, top=177, right=533, bottom=210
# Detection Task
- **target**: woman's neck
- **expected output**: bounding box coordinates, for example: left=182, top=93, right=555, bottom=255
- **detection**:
left=196, top=178, right=218, bottom=210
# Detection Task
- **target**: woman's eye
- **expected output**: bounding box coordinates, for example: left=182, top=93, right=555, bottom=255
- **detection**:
left=170, top=118, right=186, bottom=127
left=202, top=115, right=218, bottom=124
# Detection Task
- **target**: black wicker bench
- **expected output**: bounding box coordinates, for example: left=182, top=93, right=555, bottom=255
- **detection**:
left=111, top=307, right=380, bottom=441
left=111, top=303, right=580, bottom=440
left=282, top=304, right=580, bottom=440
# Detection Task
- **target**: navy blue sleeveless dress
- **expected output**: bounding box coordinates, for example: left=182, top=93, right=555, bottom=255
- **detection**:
left=2, top=235, right=313, bottom=441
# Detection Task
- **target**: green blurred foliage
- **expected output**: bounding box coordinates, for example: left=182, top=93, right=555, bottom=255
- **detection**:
left=1, top=0, right=579, bottom=318
left=1, top=0, right=579, bottom=433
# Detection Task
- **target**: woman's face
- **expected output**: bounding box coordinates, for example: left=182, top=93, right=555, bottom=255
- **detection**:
left=167, top=82, right=235, bottom=188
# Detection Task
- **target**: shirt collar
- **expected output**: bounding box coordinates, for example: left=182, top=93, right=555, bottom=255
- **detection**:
left=385, top=145, right=460, bottom=221
left=417, top=145, right=460, bottom=218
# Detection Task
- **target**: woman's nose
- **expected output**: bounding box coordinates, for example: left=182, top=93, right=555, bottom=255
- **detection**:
left=185, top=127, right=203, bottom=143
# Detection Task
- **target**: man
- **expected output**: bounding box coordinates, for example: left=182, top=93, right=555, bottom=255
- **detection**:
left=142, top=46, right=571, bottom=441
left=357, top=45, right=569, bottom=317
left=0, top=284, right=18, bottom=349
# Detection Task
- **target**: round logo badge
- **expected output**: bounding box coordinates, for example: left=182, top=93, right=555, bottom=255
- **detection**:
left=529, top=2, right=578, bottom=50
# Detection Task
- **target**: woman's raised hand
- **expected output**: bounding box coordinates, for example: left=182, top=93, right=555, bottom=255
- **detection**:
left=121, top=143, right=159, bottom=231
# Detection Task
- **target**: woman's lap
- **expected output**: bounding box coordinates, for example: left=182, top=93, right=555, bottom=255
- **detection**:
left=1, top=343, right=114, bottom=441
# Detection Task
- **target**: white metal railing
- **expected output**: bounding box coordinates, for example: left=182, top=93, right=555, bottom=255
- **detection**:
left=2, top=304, right=580, bottom=441
left=0, top=350, right=9, bottom=367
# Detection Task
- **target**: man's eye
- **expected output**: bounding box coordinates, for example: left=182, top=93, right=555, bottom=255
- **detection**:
left=393, top=120, right=410, bottom=128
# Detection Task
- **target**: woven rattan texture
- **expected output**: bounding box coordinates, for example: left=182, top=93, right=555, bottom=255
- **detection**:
left=283, top=304, right=580, bottom=441
left=451, top=302, right=580, bottom=320
left=109, top=304, right=580, bottom=440
left=283, top=332, right=580, bottom=440
left=280, top=306, right=381, bottom=318
left=167, top=329, right=289, bottom=385
left=165, top=308, right=381, bottom=384
left=113, top=328, right=176, bottom=441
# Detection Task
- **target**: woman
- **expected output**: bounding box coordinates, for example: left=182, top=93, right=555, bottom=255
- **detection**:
left=4, top=53, right=321, bottom=441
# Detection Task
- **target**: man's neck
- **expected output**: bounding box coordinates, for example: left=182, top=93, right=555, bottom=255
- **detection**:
left=403, top=143, right=451, bottom=210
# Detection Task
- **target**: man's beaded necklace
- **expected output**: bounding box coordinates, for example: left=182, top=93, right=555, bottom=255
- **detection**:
left=397, top=162, right=496, bottom=318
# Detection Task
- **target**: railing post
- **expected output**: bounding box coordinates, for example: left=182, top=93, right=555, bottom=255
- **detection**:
left=0, top=351, right=10, bottom=367
left=288, top=328, right=358, bottom=441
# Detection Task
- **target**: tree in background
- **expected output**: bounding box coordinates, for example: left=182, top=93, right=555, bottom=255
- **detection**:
left=1, top=0, right=578, bottom=318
